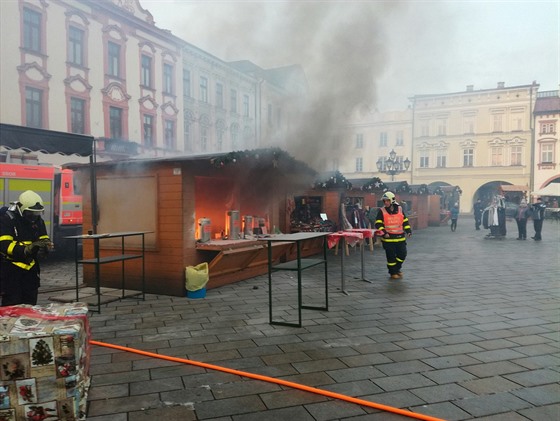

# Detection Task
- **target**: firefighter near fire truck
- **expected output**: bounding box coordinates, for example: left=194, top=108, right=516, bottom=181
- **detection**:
left=374, top=191, right=412, bottom=280
left=0, top=190, right=53, bottom=306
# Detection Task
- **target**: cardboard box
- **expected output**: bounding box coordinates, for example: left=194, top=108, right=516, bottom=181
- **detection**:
left=0, top=303, right=90, bottom=420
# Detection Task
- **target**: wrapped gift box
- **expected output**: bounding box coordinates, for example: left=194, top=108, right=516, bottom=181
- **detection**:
left=0, top=303, right=90, bottom=421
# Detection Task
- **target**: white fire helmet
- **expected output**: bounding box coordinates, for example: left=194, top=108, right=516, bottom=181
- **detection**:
left=382, top=191, right=396, bottom=204
left=18, top=190, right=45, bottom=214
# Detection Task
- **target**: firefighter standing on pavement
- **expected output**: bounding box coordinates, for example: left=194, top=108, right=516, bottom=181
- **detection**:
left=374, top=191, right=412, bottom=279
left=0, top=190, right=53, bottom=306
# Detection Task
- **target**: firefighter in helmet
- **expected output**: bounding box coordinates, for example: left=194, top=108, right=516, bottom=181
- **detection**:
left=374, top=191, right=412, bottom=279
left=0, top=190, right=53, bottom=306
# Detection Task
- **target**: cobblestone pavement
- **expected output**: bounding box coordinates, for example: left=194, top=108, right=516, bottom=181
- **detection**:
left=36, top=218, right=560, bottom=420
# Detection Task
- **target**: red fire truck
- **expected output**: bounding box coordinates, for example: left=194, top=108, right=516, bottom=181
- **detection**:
left=0, top=161, right=83, bottom=254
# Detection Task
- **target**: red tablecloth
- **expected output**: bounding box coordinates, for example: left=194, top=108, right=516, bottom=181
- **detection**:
left=327, top=231, right=363, bottom=249
left=345, top=228, right=376, bottom=239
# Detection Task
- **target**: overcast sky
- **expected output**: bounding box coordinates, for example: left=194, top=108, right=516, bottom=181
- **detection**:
left=143, top=0, right=559, bottom=112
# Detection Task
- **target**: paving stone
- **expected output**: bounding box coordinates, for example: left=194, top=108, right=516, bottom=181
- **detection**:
left=361, top=390, right=426, bottom=408
left=518, top=403, right=560, bottom=421
left=89, top=361, right=132, bottom=375
left=512, top=354, right=560, bottom=369
left=339, top=353, right=393, bottom=367
left=462, top=361, right=527, bottom=378
left=160, top=386, right=215, bottom=403
left=305, top=399, right=368, bottom=420
left=373, top=373, right=435, bottom=392
left=92, top=369, right=151, bottom=386
left=511, top=384, right=560, bottom=406
left=194, top=395, right=266, bottom=419
left=409, top=401, right=471, bottom=421
left=232, top=405, right=315, bottom=421
left=86, top=415, right=128, bottom=421
left=465, top=412, right=531, bottom=421
left=376, top=360, right=436, bottom=376
left=87, top=383, right=129, bottom=400
left=259, top=388, right=328, bottom=409
left=381, top=348, right=439, bottom=361
left=292, top=358, right=347, bottom=374
left=129, top=405, right=197, bottom=421
left=130, top=376, right=184, bottom=395
left=452, top=391, right=533, bottom=418
left=88, top=393, right=161, bottom=417
left=321, top=379, right=383, bottom=397
left=504, top=367, right=560, bottom=386
left=411, top=382, right=478, bottom=404
left=326, top=366, right=384, bottom=383
left=468, top=348, right=529, bottom=363
left=459, top=376, right=520, bottom=395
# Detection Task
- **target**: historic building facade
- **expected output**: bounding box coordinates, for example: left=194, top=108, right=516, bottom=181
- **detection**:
left=0, top=0, right=184, bottom=164
left=533, top=90, right=560, bottom=191
left=339, top=83, right=560, bottom=213
left=0, top=0, right=302, bottom=165
left=409, top=82, right=538, bottom=211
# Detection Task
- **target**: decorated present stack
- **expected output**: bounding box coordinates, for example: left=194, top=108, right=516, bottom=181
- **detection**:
left=0, top=303, right=90, bottom=421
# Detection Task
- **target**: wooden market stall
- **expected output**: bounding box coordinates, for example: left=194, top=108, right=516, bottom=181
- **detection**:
left=71, top=149, right=317, bottom=297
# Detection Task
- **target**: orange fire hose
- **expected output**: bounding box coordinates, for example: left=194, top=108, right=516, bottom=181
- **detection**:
left=90, top=340, right=446, bottom=421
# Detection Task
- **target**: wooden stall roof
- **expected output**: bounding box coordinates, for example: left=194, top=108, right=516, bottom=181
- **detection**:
left=66, top=148, right=316, bottom=176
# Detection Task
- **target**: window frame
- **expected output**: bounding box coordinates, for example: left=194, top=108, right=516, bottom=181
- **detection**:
left=356, top=133, right=363, bottom=149
left=70, top=97, right=86, bottom=134
left=141, top=54, right=153, bottom=88
left=163, top=63, right=174, bottom=94
left=23, top=7, right=42, bottom=53
left=199, top=76, right=208, bottom=103
left=379, top=132, right=387, bottom=147
left=541, top=143, right=554, bottom=163
left=68, top=26, right=84, bottom=66
left=230, top=89, right=237, bottom=113
left=109, top=106, right=123, bottom=139
left=463, top=148, right=474, bottom=167
left=164, top=119, right=175, bottom=149
left=216, top=82, right=224, bottom=108
left=355, top=157, right=363, bottom=172
left=25, top=86, right=43, bottom=128
left=108, top=41, right=121, bottom=78
left=143, top=114, right=154, bottom=147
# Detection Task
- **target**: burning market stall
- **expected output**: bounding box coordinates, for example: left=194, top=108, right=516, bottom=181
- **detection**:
left=71, top=149, right=317, bottom=296
left=290, top=172, right=382, bottom=233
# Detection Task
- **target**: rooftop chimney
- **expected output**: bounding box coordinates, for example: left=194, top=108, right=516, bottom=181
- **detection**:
left=497, top=82, right=505, bottom=89
left=466, top=85, right=474, bottom=91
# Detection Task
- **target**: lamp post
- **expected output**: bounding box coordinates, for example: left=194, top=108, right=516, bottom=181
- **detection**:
left=376, top=149, right=411, bottom=181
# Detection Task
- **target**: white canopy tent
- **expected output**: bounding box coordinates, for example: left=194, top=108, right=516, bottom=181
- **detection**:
left=532, top=183, right=560, bottom=197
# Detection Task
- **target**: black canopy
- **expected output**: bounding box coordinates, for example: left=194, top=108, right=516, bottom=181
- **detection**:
left=0, top=123, right=93, bottom=156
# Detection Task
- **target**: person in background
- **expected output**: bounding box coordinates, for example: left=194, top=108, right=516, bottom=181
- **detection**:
left=374, top=191, right=412, bottom=280
left=0, top=190, right=53, bottom=306
left=450, top=203, right=460, bottom=232
left=473, top=198, right=484, bottom=230
left=531, top=197, right=546, bottom=241
left=514, top=200, right=531, bottom=240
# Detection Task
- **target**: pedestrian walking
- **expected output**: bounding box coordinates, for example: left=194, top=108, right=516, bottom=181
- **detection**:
left=514, top=200, right=531, bottom=240
left=450, top=203, right=459, bottom=232
left=531, top=197, right=546, bottom=241
left=0, top=190, right=53, bottom=306
left=473, top=198, right=484, bottom=230
left=374, top=191, right=412, bottom=280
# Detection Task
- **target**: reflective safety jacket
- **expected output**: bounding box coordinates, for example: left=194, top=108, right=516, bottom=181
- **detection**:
left=0, top=210, right=49, bottom=271
left=375, top=204, right=412, bottom=243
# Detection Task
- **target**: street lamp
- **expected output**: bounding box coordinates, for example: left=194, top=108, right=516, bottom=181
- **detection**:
left=376, top=149, right=411, bottom=181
